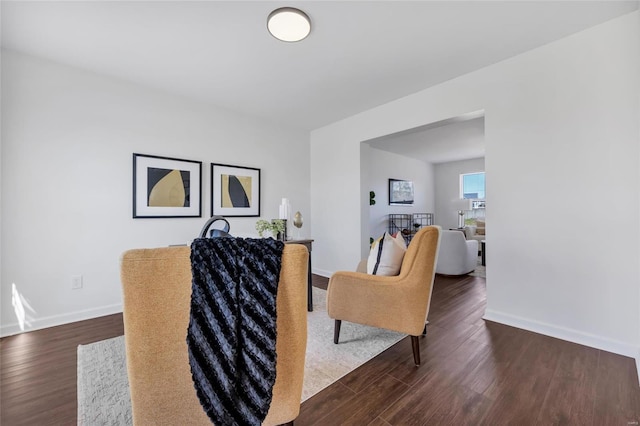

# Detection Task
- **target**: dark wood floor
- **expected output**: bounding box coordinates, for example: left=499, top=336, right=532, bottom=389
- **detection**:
left=1, top=313, right=124, bottom=425
left=2, top=273, right=639, bottom=425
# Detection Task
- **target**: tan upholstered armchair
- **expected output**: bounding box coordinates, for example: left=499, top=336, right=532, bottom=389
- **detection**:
left=120, top=244, right=308, bottom=426
left=327, top=226, right=441, bottom=366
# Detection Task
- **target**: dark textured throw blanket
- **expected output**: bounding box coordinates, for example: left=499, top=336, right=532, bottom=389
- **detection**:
left=187, top=237, right=284, bottom=426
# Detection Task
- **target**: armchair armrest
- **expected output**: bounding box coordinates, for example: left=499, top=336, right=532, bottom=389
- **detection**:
left=466, top=239, right=479, bottom=259
left=327, top=271, right=429, bottom=336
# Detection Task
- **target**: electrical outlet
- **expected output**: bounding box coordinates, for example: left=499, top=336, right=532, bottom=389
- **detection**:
left=72, top=275, right=83, bottom=290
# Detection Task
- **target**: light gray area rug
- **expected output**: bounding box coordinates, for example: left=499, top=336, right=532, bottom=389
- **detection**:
left=302, top=287, right=405, bottom=400
left=469, top=256, right=486, bottom=278
left=77, top=335, right=132, bottom=425
left=77, top=287, right=404, bottom=425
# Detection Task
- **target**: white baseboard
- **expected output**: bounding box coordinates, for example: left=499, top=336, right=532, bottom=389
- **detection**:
left=312, top=267, right=333, bottom=278
left=483, top=309, right=640, bottom=359
left=0, top=303, right=123, bottom=338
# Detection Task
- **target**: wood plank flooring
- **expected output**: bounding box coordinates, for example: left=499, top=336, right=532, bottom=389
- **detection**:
left=1, top=313, right=124, bottom=425
left=2, top=273, right=639, bottom=425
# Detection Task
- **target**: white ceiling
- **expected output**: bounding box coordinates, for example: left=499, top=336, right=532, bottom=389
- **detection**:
left=2, top=1, right=637, bottom=135
left=367, top=115, right=485, bottom=164
left=1, top=0, right=638, bottom=129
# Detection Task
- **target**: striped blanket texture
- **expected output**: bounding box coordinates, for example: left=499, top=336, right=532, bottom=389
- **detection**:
left=187, top=237, right=284, bottom=426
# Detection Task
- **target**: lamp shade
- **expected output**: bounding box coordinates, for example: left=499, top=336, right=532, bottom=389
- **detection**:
left=452, top=198, right=473, bottom=211
left=267, top=7, right=311, bottom=42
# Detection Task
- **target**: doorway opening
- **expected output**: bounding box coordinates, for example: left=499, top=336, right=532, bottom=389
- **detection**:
left=360, top=111, right=486, bottom=277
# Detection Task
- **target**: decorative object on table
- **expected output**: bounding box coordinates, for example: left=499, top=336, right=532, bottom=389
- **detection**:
left=277, top=220, right=288, bottom=241
left=211, top=163, right=260, bottom=217
left=278, top=198, right=292, bottom=240
left=255, top=219, right=286, bottom=240
left=133, top=153, right=202, bottom=218
left=452, top=198, right=472, bottom=229
left=369, top=191, right=376, bottom=205
left=293, top=211, right=303, bottom=239
left=388, top=179, right=414, bottom=205
left=198, top=216, right=231, bottom=238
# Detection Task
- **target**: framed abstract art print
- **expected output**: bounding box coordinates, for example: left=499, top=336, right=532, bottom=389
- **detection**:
left=133, top=153, right=202, bottom=218
left=211, top=163, right=261, bottom=217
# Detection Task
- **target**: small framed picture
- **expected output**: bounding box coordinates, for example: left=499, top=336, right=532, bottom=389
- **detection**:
left=472, top=200, right=486, bottom=209
left=389, top=179, right=414, bottom=205
left=133, top=153, right=202, bottom=218
left=211, top=163, right=261, bottom=217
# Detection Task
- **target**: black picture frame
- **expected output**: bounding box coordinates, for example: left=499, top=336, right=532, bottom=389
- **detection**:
left=389, top=179, right=414, bottom=205
left=132, top=153, right=202, bottom=218
left=472, top=200, right=486, bottom=209
left=211, top=163, right=261, bottom=217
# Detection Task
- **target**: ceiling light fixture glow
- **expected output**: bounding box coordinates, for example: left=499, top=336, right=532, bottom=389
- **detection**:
left=267, top=7, right=311, bottom=42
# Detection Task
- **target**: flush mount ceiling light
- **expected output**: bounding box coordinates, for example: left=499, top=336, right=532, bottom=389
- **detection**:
left=267, top=7, right=311, bottom=42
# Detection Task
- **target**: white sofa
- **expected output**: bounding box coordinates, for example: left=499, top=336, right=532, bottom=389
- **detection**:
left=435, top=230, right=478, bottom=275
left=464, top=219, right=485, bottom=252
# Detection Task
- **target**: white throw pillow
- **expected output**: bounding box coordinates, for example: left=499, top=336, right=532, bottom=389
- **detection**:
left=367, top=232, right=407, bottom=276
left=464, top=226, right=477, bottom=239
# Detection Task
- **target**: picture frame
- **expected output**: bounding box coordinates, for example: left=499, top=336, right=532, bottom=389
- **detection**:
left=389, top=179, right=414, bottom=205
left=133, top=153, right=202, bottom=218
left=472, top=200, right=486, bottom=209
left=211, top=163, right=261, bottom=217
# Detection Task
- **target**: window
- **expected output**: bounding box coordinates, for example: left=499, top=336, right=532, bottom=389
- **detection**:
left=460, top=172, right=485, bottom=200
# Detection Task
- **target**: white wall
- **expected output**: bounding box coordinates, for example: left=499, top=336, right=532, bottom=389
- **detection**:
left=434, top=158, right=485, bottom=230
left=310, top=12, right=640, bottom=357
left=1, top=50, right=310, bottom=336
left=366, top=146, right=434, bottom=242
left=637, top=7, right=640, bottom=377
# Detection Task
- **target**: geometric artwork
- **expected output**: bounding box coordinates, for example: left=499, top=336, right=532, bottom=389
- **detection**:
left=211, top=163, right=260, bottom=217
left=221, top=174, right=251, bottom=208
left=133, top=153, right=202, bottom=218
left=147, top=168, right=190, bottom=207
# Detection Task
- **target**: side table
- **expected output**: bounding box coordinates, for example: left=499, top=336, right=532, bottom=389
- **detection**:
left=284, top=239, right=314, bottom=312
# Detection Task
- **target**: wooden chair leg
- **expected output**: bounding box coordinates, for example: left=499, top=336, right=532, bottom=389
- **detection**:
left=411, top=335, right=421, bottom=366
left=334, top=320, right=342, bottom=344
